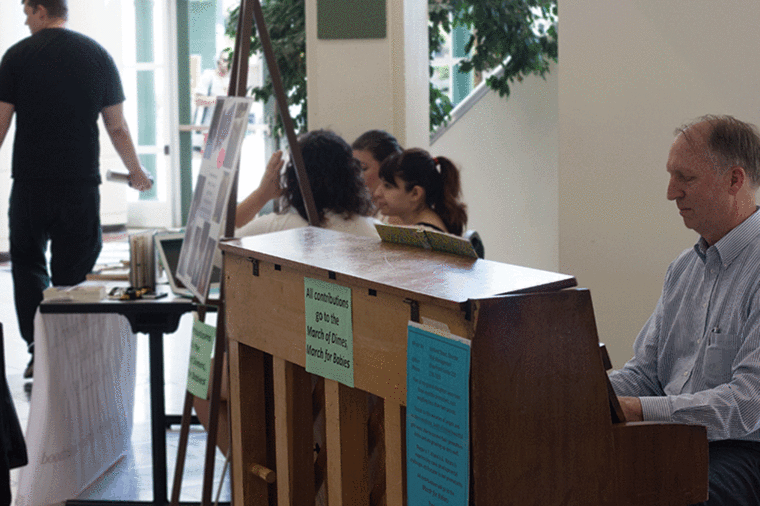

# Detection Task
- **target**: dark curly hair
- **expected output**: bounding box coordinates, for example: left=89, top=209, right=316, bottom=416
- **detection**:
left=379, top=148, right=468, bottom=236
left=283, top=130, right=374, bottom=224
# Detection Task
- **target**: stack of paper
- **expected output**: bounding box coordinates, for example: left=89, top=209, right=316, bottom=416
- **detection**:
left=129, top=230, right=155, bottom=290
left=43, top=281, right=108, bottom=302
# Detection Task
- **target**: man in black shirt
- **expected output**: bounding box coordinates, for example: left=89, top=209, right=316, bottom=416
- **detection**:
left=0, top=0, right=152, bottom=381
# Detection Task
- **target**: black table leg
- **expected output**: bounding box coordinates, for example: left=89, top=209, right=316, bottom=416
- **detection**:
left=148, top=331, right=168, bottom=505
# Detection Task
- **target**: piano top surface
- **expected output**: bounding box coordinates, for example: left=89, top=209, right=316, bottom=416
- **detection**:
left=220, top=227, right=576, bottom=304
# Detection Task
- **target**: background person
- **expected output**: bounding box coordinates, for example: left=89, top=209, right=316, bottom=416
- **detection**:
left=197, top=129, right=379, bottom=456
left=0, top=0, right=152, bottom=379
left=351, top=129, right=402, bottom=197
left=374, top=148, right=468, bottom=236
left=609, top=115, right=760, bottom=506
left=236, top=129, right=379, bottom=238
left=193, top=52, right=230, bottom=151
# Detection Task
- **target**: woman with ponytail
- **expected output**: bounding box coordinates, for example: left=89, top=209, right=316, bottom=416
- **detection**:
left=374, top=148, right=468, bottom=236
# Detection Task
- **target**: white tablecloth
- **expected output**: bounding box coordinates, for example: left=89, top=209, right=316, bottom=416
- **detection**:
left=16, top=311, right=136, bottom=506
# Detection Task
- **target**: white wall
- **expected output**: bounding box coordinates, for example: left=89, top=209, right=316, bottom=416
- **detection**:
left=433, top=66, right=559, bottom=271
left=559, top=0, right=760, bottom=367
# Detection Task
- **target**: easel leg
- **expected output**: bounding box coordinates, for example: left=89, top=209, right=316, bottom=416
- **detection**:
left=170, top=391, right=196, bottom=506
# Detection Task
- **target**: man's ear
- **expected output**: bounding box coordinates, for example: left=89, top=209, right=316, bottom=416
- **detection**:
left=32, top=3, right=47, bottom=17
left=728, top=166, right=747, bottom=195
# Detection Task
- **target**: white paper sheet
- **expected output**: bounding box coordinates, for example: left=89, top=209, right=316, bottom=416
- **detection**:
left=16, top=312, right=136, bottom=506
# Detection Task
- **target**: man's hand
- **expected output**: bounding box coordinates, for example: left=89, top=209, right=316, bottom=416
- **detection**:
left=128, top=166, right=153, bottom=192
left=618, top=396, right=643, bottom=422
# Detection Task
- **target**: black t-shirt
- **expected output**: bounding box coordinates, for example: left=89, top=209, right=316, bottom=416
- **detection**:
left=0, top=28, right=126, bottom=183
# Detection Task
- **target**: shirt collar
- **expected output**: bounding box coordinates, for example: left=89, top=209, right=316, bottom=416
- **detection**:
left=694, top=207, right=760, bottom=265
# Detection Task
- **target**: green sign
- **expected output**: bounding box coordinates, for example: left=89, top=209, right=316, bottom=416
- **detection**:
left=317, top=0, right=386, bottom=40
left=304, top=277, right=354, bottom=387
left=187, top=319, right=216, bottom=399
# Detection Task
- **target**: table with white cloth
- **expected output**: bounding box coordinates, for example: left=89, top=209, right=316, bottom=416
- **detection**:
left=16, top=288, right=197, bottom=506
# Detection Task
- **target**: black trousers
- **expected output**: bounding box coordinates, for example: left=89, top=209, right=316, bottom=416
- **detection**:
left=0, top=460, right=9, bottom=506
left=9, top=181, right=102, bottom=348
left=690, top=440, right=760, bottom=506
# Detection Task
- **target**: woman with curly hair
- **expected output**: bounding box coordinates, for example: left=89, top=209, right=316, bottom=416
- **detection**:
left=236, top=129, right=379, bottom=238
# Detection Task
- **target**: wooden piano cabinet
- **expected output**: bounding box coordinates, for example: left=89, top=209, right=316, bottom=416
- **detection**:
left=220, top=227, right=707, bottom=505
left=470, top=289, right=708, bottom=505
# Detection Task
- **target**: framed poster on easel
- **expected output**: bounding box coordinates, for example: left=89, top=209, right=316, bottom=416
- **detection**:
left=175, top=96, right=252, bottom=304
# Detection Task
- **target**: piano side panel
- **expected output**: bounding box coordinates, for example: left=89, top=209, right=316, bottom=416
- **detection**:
left=612, top=422, right=708, bottom=505
left=470, top=289, right=618, bottom=505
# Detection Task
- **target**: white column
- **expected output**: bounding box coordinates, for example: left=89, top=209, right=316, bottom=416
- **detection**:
left=305, top=0, right=429, bottom=149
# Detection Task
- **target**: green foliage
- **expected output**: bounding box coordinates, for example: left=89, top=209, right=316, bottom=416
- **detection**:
left=226, top=0, right=557, bottom=136
left=226, top=0, right=307, bottom=137
left=430, top=0, right=558, bottom=99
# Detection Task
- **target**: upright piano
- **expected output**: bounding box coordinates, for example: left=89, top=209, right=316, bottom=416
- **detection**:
left=219, top=227, right=708, bottom=505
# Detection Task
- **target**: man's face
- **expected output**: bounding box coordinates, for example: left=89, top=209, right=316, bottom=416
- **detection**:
left=666, top=128, right=734, bottom=245
left=23, top=0, right=45, bottom=34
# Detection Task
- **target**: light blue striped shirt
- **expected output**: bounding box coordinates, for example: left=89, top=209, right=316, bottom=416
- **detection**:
left=609, top=209, right=760, bottom=441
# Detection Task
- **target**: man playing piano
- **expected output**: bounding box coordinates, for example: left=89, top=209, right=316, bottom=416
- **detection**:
left=609, top=115, right=760, bottom=506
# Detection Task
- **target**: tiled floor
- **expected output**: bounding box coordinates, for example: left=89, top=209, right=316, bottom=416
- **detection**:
left=1, top=236, right=230, bottom=504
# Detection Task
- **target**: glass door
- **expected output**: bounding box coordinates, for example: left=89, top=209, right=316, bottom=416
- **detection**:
left=120, top=0, right=178, bottom=228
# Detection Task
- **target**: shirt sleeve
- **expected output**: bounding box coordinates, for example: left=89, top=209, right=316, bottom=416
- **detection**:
left=610, top=262, right=760, bottom=440
left=101, top=48, right=125, bottom=108
left=0, top=49, right=17, bottom=105
left=653, top=296, right=760, bottom=441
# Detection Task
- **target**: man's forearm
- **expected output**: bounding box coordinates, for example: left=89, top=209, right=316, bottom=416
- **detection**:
left=101, top=103, right=142, bottom=174
left=0, top=101, right=15, bottom=150
left=107, top=122, right=142, bottom=173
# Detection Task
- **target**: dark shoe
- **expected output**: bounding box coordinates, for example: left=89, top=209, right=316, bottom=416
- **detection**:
left=23, top=356, right=33, bottom=379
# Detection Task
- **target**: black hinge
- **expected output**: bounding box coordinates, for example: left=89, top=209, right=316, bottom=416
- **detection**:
left=250, top=258, right=259, bottom=277
left=403, top=298, right=420, bottom=323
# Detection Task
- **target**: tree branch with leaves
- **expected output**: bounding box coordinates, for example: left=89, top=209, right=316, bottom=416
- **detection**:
left=227, top=0, right=557, bottom=135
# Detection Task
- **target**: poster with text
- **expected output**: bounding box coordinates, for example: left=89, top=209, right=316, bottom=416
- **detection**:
left=407, top=322, right=470, bottom=506
left=186, top=319, right=216, bottom=399
left=176, top=96, right=252, bottom=303
left=304, top=277, right=354, bottom=387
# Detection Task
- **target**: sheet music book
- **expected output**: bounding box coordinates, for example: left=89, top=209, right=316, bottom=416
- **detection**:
left=375, top=223, right=478, bottom=258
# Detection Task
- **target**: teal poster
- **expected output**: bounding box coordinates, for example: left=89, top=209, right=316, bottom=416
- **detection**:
left=407, top=323, right=470, bottom=505
left=304, top=277, right=354, bottom=387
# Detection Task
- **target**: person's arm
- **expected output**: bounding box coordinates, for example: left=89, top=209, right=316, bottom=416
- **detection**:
left=101, top=103, right=152, bottom=191
left=611, top=259, right=760, bottom=440
left=235, top=150, right=285, bottom=228
left=0, top=101, right=14, bottom=149
left=637, top=298, right=760, bottom=440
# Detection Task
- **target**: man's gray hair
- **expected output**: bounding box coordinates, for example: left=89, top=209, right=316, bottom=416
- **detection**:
left=675, top=115, right=760, bottom=187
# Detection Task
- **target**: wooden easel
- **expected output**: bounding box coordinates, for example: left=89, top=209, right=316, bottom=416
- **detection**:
left=170, top=1, right=319, bottom=504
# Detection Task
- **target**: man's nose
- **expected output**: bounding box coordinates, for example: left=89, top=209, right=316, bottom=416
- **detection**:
left=666, top=178, right=681, bottom=201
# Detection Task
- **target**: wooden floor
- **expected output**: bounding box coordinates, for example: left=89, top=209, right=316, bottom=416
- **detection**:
left=0, top=237, right=230, bottom=503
